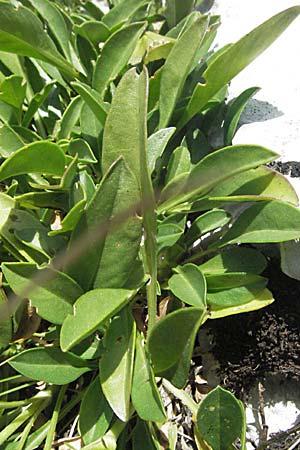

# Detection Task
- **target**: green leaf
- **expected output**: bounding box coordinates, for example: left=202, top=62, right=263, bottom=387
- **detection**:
left=157, top=214, right=186, bottom=252
left=102, top=0, right=146, bottom=29
left=66, top=158, right=142, bottom=291
left=74, top=20, right=110, bottom=46
left=223, top=87, right=260, bottom=146
left=166, top=145, right=191, bottom=184
left=2, top=263, right=83, bottom=324
left=179, top=6, right=300, bottom=127
left=60, top=288, right=134, bottom=352
left=93, top=22, right=146, bottom=97
left=199, top=247, right=267, bottom=275
left=57, top=96, right=83, bottom=140
left=169, top=264, right=207, bottom=308
left=209, top=288, right=275, bottom=319
left=68, top=138, right=97, bottom=163
left=130, top=32, right=175, bottom=65
left=164, top=0, right=195, bottom=28
left=0, top=75, right=26, bottom=110
left=148, top=307, right=204, bottom=376
left=0, top=122, right=24, bottom=158
left=0, top=192, right=15, bottom=231
left=100, top=308, right=136, bottom=422
left=49, top=199, right=85, bottom=236
left=147, top=127, right=175, bottom=173
left=159, top=14, right=209, bottom=128
left=207, top=277, right=267, bottom=311
left=22, top=82, right=54, bottom=128
left=206, top=272, right=266, bottom=292
left=9, top=347, right=90, bottom=384
left=133, top=420, right=161, bottom=450
left=0, top=288, right=12, bottom=348
left=220, top=201, right=300, bottom=246
left=194, top=166, right=299, bottom=209
left=184, top=209, right=230, bottom=247
left=0, top=3, right=78, bottom=78
left=131, top=333, right=166, bottom=422
left=71, top=81, right=109, bottom=127
left=15, top=191, right=68, bottom=210
left=197, top=386, right=244, bottom=450
left=79, top=377, right=113, bottom=445
left=0, top=141, right=66, bottom=181
left=159, top=145, right=278, bottom=211
left=280, top=240, right=300, bottom=281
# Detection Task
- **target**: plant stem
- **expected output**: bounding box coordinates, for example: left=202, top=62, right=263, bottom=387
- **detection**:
left=44, top=385, right=68, bottom=450
left=162, top=379, right=198, bottom=416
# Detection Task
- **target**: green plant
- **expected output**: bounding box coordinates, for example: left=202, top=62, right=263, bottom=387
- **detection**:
left=0, top=1, right=299, bottom=448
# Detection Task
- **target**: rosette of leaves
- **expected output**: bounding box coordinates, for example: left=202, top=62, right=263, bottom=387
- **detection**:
left=0, top=0, right=299, bottom=449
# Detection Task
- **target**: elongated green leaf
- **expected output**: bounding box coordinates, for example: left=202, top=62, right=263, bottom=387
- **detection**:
left=159, top=14, right=209, bottom=128
left=169, top=264, right=207, bottom=307
left=102, top=0, right=146, bottom=28
left=206, top=272, right=265, bottom=292
left=199, top=247, right=267, bottom=275
left=148, top=307, right=204, bottom=375
left=0, top=141, right=66, bottom=181
left=132, top=333, right=166, bottom=422
left=157, top=214, right=186, bottom=251
left=184, top=209, right=230, bottom=247
left=100, top=308, right=136, bottom=422
left=0, top=75, right=26, bottom=110
left=0, top=192, right=15, bottom=230
left=197, top=386, right=244, bottom=450
left=49, top=199, right=85, bottom=236
left=220, top=200, right=300, bottom=246
left=22, top=82, right=54, bottom=128
left=66, top=158, right=142, bottom=291
left=166, top=145, right=191, bottom=184
left=207, top=278, right=267, bottom=311
left=2, top=263, right=83, bottom=324
left=133, top=420, right=161, bottom=450
left=57, top=96, right=83, bottom=140
left=71, top=81, right=109, bottom=127
left=74, top=21, right=110, bottom=46
left=60, top=288, right=134, bottom=352
left=223, top=87, right=260, bottom=146
left=0, top=3, right=78, bottom=78
left=9, top=347, right=90, bottom=384
left=159, top=145, right=278, bottom=211
left=0, top=123, right=24, bottom=158
left=68, top=139, right=97, bottom=163
left=147, top=127, right=175, bottom=173
left=130, top=32, right=175, bottom=65
left=27, top=0, right=73, bottom=62
left=179, top=6, right=300, bottom=127
left=93, top=22, right=146, bottom=97
left=15, top=191, right=68, bottom=210
left=209, top=288, right=274, bottom=319
left=0, top=288, right=12, bottom=348
left=79, top=377, right=113, bottom=445
left=165, top=0, right=195, bottom=28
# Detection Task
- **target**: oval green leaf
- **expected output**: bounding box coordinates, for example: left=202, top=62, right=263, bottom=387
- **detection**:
left=168, top=264, right=207, bottom=308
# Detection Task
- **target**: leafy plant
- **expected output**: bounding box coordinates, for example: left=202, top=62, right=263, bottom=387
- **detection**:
left=0, top=0, right=299, bottom=448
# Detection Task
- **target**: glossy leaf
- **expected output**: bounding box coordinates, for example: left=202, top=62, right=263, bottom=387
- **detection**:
left=131, top=333, right=166, bottom=422
left=159, top=145, right=278, bottom=211
left=159, top=14, right=209, bottom=128
left=100, top=308, right=136, bottom=422
left=0, top=141, right=66, bottom=181
left=102, top=0, right=146, bottom=29
left=206, top=272, right=266, bottom=292
left=199, top=247, right=267, bottom=275
left=0, top=192, right=15, bottom=231
left=57, top=96, right=83, bottom=140
left=2, top=263, right=83, bottom=324
left=66, top=158, right=142, bottom=291
left=169, top=264, right=207, bottom=308
left=0, top=75, right=26, bottom=110
left=60, top=288, right=134, bottom=352
left=179, top=6, right=300, bottom=127
left=0, top=3, right=78, bottom=78
left=184, top=209, right=230, bottom=247
left=71, top=81, right=109, bottom=127
left=148, top=307, right=204, bottom=376
left=79, top=377, right=113, bottom=445
left=197, top=386, right=244, bottom=450
left=207, top=278, right=267, bottom=311
left=74, top=21, right=110, bottom=46
left=0, top=123, right=24, bottom=158
left=209, top=288, right=275, bottom=319
left=93, top=22, right=146, bottom=97
left=220, top=200, right=300, bottom=246
left=147, top=127, right=175, bottom=173
left=9, top=347, right=90, bottom=385
left=223, top=86, right=260, bottom=146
